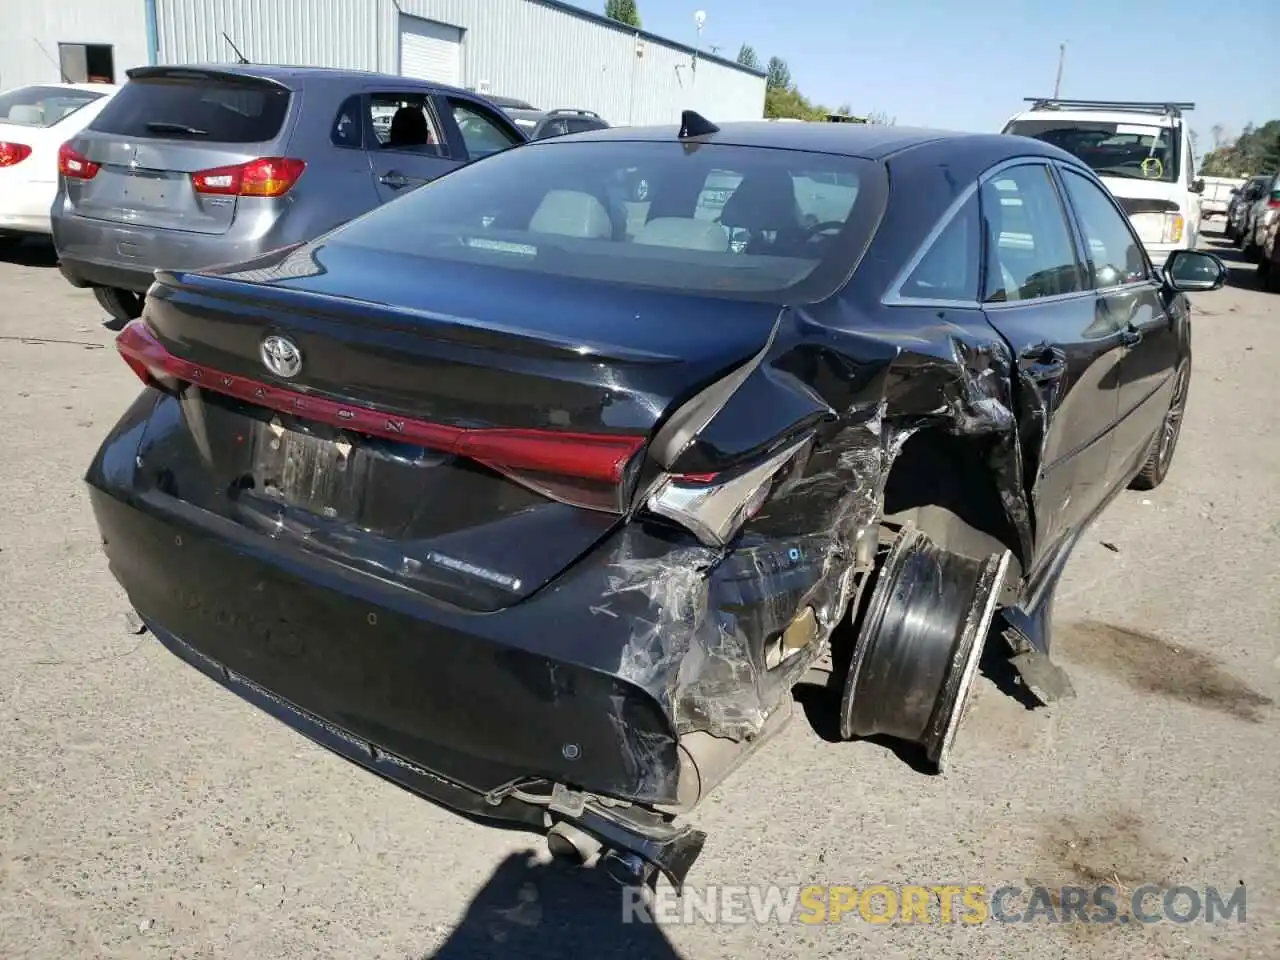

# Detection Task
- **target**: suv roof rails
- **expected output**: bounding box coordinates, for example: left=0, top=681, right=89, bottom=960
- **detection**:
left=545, top=108, right=601, bottom=118
left=1023, top=97, right=1196, bottom=119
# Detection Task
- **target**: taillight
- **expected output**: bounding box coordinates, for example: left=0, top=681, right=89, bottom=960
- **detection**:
left=1161, top=213, right=1185, bottom=245
left=1267, top=194, right=1280, bottom=210
left=191, top=157, right=306, bottom=197
left=645, top=436, right=812, bottom=546
left=57, top=142, right=100, bottom=179
left=0, top=142, right=32, bottom=167
left=114, top=319, right=644, bottom=512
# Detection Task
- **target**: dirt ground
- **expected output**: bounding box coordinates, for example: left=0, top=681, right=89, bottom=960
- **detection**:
left=1, top=225, right=1276, bottom=959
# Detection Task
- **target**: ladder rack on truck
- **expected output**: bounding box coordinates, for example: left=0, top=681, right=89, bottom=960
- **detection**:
left=1023, top=98, right=1196, bottom=119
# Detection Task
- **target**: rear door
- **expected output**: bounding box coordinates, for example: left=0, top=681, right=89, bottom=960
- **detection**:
left=1054, top=163, right=1178, bottom=481
left=67, top=68, right=294, bottom=234
left=361, top=89, right=459, bottom=204
left=977, top=160, right=1126, bottom=570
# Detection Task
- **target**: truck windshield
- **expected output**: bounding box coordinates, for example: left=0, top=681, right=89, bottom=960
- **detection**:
left=1005, top=119, right=1181, bottom=184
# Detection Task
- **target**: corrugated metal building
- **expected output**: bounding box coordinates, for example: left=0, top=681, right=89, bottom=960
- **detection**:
left=1, top=0, right=765, bottom=125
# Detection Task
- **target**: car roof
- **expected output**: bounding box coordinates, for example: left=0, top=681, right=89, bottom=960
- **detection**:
left=8, top=81, right=120, bottom=94
left=549, top=120, right=1061, bottom=162
left=126, top=63, right=475, bottom=97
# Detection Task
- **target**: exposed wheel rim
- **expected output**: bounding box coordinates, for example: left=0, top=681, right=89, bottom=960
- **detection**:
left=1157, top=361, right=1190, bottom=470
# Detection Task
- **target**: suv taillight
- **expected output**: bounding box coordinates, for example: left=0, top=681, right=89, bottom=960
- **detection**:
left=191, top=157, right=306, bottom=197
left=57, top=143, right=100, bottom=179
left=0, top=142, right=32, bottom=167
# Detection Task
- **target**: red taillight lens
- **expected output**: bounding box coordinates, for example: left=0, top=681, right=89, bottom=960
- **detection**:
left=57, top=142, right=100, bottom=179
left=1267, top=194, right=1280, bottom=210
left=114, top=320, right=644, bottom=511
left=0, top=142, right=32, bottom=167
left=191, top=157, right=306, bottom=198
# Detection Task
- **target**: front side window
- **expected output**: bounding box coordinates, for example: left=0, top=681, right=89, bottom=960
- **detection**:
left=0, top=85, right=104, bottom=127
left=980, top=164, right=1083, bottom=303
left=449, top=99, right=522, bottom=158
left=1005, top=119, right=1182, bottom=185
left=1060, top=169, right=1150, bottom=288
left=326, top=140, right=881, bottom=302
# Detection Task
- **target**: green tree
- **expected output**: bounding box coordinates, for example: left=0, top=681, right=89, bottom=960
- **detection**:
left=1199, top=119, right=1280, bottom=176
left=736, top=44, right=760, bottom=70
left=604, top=0, right=640, bottom=29
left=765, top=56, right=791, bottom=91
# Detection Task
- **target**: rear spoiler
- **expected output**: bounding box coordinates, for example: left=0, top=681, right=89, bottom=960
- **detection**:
left=125, top=65, right=291, bottom=90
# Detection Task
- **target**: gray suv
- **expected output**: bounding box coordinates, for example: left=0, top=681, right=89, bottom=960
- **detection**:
left=52, top=64, right=527, bottom=327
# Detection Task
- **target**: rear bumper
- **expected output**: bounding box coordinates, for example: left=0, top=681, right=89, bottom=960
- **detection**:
left=84, top=389, right=824, bottom=825
left=88, top=479, right=689, bottom=808
left=50, top=206, right=286, bottom=291
left=0, top=179, right=55, bottom=235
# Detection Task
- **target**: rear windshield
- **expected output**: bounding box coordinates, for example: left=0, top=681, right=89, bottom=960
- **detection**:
left=90, top=77, right=290, bottom=143
left=1005, top=119, right=1182, bottom=184
left=327, top=140, right=881, bottom=302
left=0, top=85, right=105, bottom=127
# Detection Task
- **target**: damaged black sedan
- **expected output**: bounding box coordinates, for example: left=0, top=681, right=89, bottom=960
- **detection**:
left=87, top=113, right=1225, bottom=890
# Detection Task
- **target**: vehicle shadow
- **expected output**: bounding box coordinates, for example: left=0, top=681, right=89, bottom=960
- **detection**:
left=1201, top=235, right=1258, bottom=290
left=0, top=236, right=59, bottom=268
left=422, top=851, right=686, bottom=959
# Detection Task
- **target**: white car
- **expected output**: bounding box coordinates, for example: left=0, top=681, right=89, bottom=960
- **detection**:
left=1001, top=98, right=1204, bottom=267
left=0, top=82, right=119, bottom=241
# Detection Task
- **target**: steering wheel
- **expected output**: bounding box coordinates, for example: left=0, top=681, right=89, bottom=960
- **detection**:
left=804, top=220, right=845, bottom=241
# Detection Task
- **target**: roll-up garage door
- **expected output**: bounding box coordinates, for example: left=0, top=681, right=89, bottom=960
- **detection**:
left=399, top=15, right=462, bottom=86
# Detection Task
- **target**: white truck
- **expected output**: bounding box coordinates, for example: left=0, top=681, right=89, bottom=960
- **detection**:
left=1002, top=98, right=1204, bottom=264
left=1197, top=175, right=1247, bottom=220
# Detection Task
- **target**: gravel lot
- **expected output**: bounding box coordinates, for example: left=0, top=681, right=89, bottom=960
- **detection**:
left=1, top=227, right=1276, bottom=959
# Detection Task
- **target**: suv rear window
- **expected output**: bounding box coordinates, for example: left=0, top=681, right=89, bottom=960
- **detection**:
left=90, top=76, right=290, bottom=143
left=327, top=140, right=881, bottom=302
left=0, top=85, right=105, bottom=127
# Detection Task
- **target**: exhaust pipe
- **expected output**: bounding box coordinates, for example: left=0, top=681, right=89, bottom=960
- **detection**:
left=546, top=820, right=603, bottom=865
left=601, top=849, right=653, bottom=887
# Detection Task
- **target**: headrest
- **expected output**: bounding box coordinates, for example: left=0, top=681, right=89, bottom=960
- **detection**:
left=528, top=190, right=612, bottom=239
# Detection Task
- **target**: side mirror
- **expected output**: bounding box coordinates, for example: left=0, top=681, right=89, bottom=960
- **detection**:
left=1163, top=249, right=1227, bottom=292
left=1189, top=178, right=1205, bottom=194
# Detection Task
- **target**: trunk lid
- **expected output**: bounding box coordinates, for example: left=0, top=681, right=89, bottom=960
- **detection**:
left=130, top=241, right=782, bottom=610
left=66, top=68, right=294, bottom=235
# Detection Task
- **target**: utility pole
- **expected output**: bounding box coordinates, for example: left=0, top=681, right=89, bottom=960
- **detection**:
left=1053, top=42, right=1066, bottom=98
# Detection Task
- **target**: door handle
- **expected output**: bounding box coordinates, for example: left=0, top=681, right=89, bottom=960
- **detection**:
left=1020, top=344, right=1067, bottom=384
left=1120, top=325, right=1143, bottom=347
left=379, top=171, right=410, bottom=189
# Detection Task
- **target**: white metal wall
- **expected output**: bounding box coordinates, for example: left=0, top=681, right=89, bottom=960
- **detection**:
left=398, top=15, right=462, bottom=87
left=150, top=0, right=765, bottom=125
left=0, top=0, right=149, bottom=91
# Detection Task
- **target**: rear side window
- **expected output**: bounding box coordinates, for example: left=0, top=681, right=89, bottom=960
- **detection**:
left=327, top=140, right=883, bottom=303
left=899, top=193, right=981, bottom=301
left=90, top=77, right=290, bottom=142
left=0, top=85, right=104, bottom=127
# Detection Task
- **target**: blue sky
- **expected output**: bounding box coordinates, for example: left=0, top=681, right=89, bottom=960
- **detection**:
left=575, top=0, right=1279, bottom=145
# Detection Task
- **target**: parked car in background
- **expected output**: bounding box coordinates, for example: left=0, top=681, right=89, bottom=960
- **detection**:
left=488, top=96, right=610, bottom=139
left=88, top=114, right=1224, bottom=889
left=51, top=64, right=527, bottom=328
left=1225, top=174, right=1271, bottom=244
left=528, top=108, right=610, bottom=140
left=1258, top=207, right=1280, bottom=292
left=0, top=82, right=119, bottom=243
left=1197, top=175, right=1245, bottom=220
left=1240, top=172, right=1280, bottom=260
left=1002, top=98, right=1204, bottom=263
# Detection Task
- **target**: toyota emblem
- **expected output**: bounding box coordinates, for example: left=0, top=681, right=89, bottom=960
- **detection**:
left=260, top=335, right=302, bottom=379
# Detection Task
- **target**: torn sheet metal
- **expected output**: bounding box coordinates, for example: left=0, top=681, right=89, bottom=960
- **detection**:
left=602, top=311, right=1036, bottom=746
